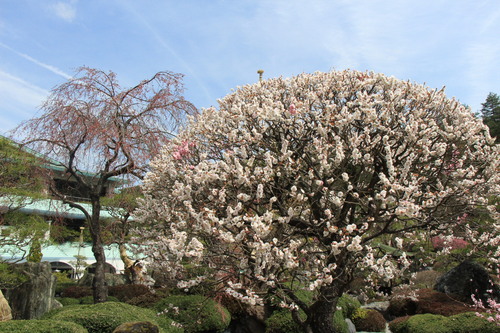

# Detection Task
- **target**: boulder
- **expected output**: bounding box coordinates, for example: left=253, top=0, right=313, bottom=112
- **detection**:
left=0, top=290, right=12, bottom=322
left=434, top=261, right=500, bottom=303
left=4, top=262, right=57, bottom=319
left=112, top=321, right=159, bottom=333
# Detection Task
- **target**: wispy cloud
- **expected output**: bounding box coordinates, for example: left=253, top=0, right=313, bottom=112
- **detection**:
left=0, top=42, right=72, bottom=80
left=51, top=0, right=77, bottom=23
left=0, top=70, right=49, bottom=133
left=0, top=70, right=48, bottom=106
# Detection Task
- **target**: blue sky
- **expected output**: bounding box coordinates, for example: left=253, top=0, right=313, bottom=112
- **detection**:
left=0, top=0, right=499, bottom=135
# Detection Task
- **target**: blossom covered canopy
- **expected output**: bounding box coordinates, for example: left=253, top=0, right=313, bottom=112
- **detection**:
left=135, top=70, right=499, bottom=306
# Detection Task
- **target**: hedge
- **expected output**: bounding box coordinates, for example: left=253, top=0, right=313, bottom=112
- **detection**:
left=42, top=302, right=183, bottom=333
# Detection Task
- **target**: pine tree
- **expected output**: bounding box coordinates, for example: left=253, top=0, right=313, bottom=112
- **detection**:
left=480, top=92, right=500, bottom=142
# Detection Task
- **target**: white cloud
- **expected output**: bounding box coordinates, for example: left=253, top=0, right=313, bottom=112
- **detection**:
left=0, top=70, right=48, bottom=134
left=0, top=70, right=48, bottom=108
left=0, top=42, right=72, bottom=80
left=51, top=1, right=77, bottom=23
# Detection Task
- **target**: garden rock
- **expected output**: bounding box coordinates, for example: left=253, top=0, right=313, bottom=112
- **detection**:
left=112, top=321, right=159, bottom=333
left=4, top=262, right=57, bottom=319
left=0, top=290, right=12, bottom=322
left=434, top=260, right=500, bottom=303
left=345, top=318, right=356, bottom=333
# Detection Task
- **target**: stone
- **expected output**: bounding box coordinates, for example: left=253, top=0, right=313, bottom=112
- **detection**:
left=0, top=290, right=12, bottom=322
left=362, top=301, right=390, bottom=313
left=112, top=321, right=159, bottom=333
left=434, top=260, right=500, bottom=303
left=345, top=318, right=356, bottom=333
left=4, top=262, right=57, bottom=319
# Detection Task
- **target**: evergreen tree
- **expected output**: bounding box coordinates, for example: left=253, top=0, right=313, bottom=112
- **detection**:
left=480, top=92, right=500, bottom=142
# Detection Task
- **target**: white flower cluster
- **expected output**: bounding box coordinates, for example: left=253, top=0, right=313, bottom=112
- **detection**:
left=134, top=69, right=499, bottom=306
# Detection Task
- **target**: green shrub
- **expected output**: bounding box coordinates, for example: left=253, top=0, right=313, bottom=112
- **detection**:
left=390, top=312, right=499, bottom=333
left=155, top=294, right=230, bottom=332
left=42, top=301, right=183, bottom=333
left=351, top=308, right=386, bottom=332
left=0, top=319, right=87, bottom=333
left=78, top=295, right=95, bottom=304
left=336, top=294, right=361, bottom=319
left=332, top=310, right=349, bottom=333
left=265, top=310, right=303, bottom=333
left=61, top=285, right=93, bottom=298
left=109, top=284, right=150, bottom=302
left=58, top=297, right=81, bottom=306
left=126, top=288, right=170, bottom=308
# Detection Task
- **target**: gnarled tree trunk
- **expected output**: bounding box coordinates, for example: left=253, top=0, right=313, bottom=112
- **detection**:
left=90, top=201, right=107, bottom=303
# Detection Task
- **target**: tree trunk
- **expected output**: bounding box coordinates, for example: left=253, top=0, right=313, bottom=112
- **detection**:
left=304, top=283, right=345, bottom=333
left=119, top=244, right=144, bottom=284
left=306, top=298, right=338, bottom=333
left=90, top=202, right=108, bottom=303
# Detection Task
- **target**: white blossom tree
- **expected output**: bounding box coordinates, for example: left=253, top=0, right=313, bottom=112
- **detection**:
left=135, top=70, right=499, bottom=333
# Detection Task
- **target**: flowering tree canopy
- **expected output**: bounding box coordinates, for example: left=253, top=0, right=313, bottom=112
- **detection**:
left=135, top=70, right=499, bottom=333
left=15, top=67, right=196, bottom=303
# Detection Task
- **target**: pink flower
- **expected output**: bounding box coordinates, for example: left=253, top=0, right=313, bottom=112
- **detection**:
left=289, top=104, right=297, bottom=115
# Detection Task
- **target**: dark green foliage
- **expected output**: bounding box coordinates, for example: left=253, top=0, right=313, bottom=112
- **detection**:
left=0, top=319, right=88, bottom=333
left=79, top=295, right=95, bottom=304
left=332, top=310, right=349, bottom=333
left=42, top=301, right=182, bottom=333
left=351, top=308, right=386, bottom=332
left=61, top=285, right=93, bottom=298
left=265, top=310, right=304, bottom=333
left=0, top=262, right=28, bottom=289
left=389, top=312, right=499, bottom=333
left=126, top=288, right=170, bottom=308
left=480, top=92, right=500, bottom=142
left=336, top=294, right=361, bottom=319
left=154, top=294, right=230, bottom=332
left=109, top=284, right=150, bottom=302
left=265, top=294, right=359, bottom=333
left=58, top=297, right=81, bottom=306
left=27, top=238, right=43, bottom=262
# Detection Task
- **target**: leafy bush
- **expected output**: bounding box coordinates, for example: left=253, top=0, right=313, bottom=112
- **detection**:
left=265, top=310, right=304, bottom=333
left=389, top=312, right=499, bottom=333
left=155, top=294, right=230, bottom=332
left=109, top=284, right=150, bottom=302
left=336, top=294, right=361, bottom=319
left=61, top=285, right=93, bottom=298
left=0, top=319, right=87, bottom=333
left=265, top=309, right=349, bottom=333
left=332, top=310, right=349, bottom=333
left=42, top=301, right=183, bottom=333
left=126, top=288, right=170, bottom=308
left=351, top=308, right=386, bottom=332
left=58, top=297, right=81, bottom=306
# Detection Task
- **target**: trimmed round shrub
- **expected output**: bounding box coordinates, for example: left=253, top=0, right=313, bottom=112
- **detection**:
left=265, top=310, right=303, bottom=333
left=61, top=285, right=93, bottom=298
left=0, top=319, right=87, bottom=333
left=126, top=287, right=171, bottom=309
left=154, top=294, right=230, bottom=332
left=109, top=284, right=150, bottom=302
left=265, top=309, right=349, bottom=333
left=42, top=301, right=183, bottom=333
left=351, top=308, right=386, bottom=332
left=389, top=312, right=499, bottom=333
left=58, top=297, right=81, bottom=306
